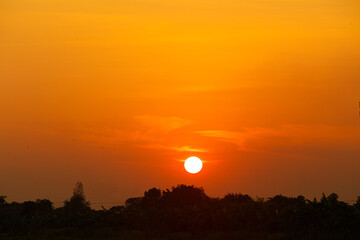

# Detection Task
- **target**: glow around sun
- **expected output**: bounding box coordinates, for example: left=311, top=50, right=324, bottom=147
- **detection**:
left=184, top=156, right=203, bottom=174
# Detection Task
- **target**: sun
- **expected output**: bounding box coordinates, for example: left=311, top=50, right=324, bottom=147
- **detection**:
left=184, top=156, right=203, bottom=174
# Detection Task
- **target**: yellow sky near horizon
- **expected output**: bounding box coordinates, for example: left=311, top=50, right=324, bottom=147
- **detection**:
left=0, top=0, right=360, bottom=205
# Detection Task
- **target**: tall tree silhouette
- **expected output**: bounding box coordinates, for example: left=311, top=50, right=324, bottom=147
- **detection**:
left=63, top=181, right=90, bottom=215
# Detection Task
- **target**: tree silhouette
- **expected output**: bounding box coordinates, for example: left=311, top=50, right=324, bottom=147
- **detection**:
left=0, top=195, right=6, bottom=205
left=355, top=196, right=360, bottom=209
left=162, top=184, right=208, bottom=207
left=63, top=181, right=90, bottom=215
left=1, top=185, right=360, bottom=238
left=144, top=187, right=161, bottom=201
left=223, top=193, right=252, bottom=203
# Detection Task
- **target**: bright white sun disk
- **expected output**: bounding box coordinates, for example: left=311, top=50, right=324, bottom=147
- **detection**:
left=184, top=156, right=203, bottom=174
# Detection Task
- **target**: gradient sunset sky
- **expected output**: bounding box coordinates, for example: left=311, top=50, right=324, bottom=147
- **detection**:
left=1, top=0, right=360, bottom=206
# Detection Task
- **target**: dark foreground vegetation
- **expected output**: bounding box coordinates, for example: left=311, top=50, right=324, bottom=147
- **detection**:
left=1, top=182, right=360, bottom=240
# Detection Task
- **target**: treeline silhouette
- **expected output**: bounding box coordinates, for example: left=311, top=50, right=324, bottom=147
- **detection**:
left=1, top=182, right=360, bottom=239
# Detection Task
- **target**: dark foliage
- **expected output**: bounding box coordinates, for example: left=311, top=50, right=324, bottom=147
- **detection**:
left=1, top=183, right=360, bottom=239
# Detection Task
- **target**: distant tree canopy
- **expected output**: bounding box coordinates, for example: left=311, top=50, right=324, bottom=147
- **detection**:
left=22, top=199, right=53, bottom=218
left=63, top=181, right=90, bottom=215
left=0, top=183, right=360, bottom=239
left=223, top=193, right=252, bottom=202
left=162, top=184, right=208, bottom=207
left=356, top=196, right=360, bottom=208
left=144, top=187, right=161, bottom=201
left=0, top=195, right=6, bottom=205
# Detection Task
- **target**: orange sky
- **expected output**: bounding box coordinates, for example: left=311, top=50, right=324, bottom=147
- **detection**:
left=1, top=0, right=360, bottom=207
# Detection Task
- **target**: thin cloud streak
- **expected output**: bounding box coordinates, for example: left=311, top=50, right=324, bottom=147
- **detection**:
left=196, top=125, right=360, bottom=152
left=137, top=144, right=207, bottom=153
left=131, top=115, right=204, bottom=152
left=134, top=115, right=191, bottom=133
left=196, top=128, right=279, bottom=151
left=62, top=115, right=204, bottom=153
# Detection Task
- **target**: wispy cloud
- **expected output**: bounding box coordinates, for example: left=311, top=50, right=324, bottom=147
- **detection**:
left=169, top=145, right=207, bottom=152
left=138, top=144, right=207, bottom=153
left=131, top=115, right=191, bottom=143
left=46, top=115, right=200, bottom=153
left=132, top=115, right=204, bottom=153
left=134, top=115, right=191, bottom=133
left=196, top=125, right=360, bottom=153
left=196, top=128, right=279, bottom=151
